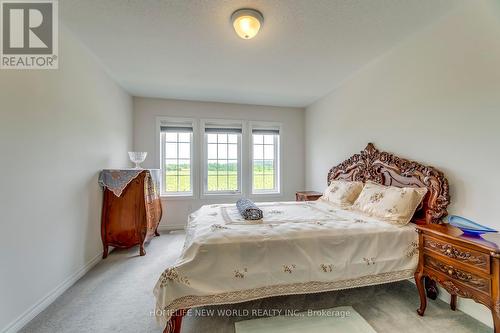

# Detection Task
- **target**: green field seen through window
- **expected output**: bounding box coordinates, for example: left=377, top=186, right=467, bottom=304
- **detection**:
left=165, top=163, right=275, bottom=192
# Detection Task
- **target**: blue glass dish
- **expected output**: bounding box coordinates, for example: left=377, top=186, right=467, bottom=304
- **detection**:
left=448, top=215, right=497, bottom=236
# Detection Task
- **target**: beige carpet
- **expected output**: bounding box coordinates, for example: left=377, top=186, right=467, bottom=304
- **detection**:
left=21, top=231, right=490, bottom=333
left=235, top=306, right=376, bottom=333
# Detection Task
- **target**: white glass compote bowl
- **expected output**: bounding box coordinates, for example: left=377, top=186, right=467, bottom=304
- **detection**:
left=128, top=152, right=147, bottom=169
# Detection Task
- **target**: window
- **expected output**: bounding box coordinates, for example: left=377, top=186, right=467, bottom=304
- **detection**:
left=157, top=118, right=282, bottom=197
left=204, top=124, right=241, bottom=194
left=160, top=124, right=193, bottom=196
left=252, top=128, right=280, bottom=194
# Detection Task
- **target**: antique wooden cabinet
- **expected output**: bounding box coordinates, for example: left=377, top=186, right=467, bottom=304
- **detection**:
left=415, top=223, right=500, bottom=332
left=100, top=169, right=162, bottom=258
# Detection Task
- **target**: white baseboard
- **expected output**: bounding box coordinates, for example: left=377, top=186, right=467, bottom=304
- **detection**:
left=1, top=252, right=103, bottom=333
left=435, top=284, right=493, bottom=327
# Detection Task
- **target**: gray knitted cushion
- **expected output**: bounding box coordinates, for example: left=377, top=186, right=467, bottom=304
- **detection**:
left=236, top=198, right=263, bottom=220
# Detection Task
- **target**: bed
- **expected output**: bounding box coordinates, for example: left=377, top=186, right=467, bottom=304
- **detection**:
left=154, top=143, right=450, bottom=333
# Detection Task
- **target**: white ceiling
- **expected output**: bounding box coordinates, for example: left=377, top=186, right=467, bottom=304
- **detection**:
left=61, top=0, right=459, bottom=107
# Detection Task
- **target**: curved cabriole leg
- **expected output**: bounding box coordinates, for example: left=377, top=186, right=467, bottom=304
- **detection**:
left=139, top=244, right=146, bottom=256
left=163, top=309, right=187, bottom=333
left=425, top=277, right=438, bottom=300
left=450, top=294, right=457, bottom=311
left=415, top=271, right=427, bottom=316
left=492, top=308, right=500, bottom=333
left=102, top=245, right=108, bottom=259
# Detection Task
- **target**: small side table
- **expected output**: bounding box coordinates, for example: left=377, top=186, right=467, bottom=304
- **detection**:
left=415, top=223, right=500, bottom=332
left=296, top=191, right=322, bottom=201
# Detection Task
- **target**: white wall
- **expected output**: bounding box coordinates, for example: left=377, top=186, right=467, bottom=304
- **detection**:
left=305, top=0, right=500, bottom=326
left=0, top=25, right=133, bottom=332
left=133, top=97, right=305, bottom=228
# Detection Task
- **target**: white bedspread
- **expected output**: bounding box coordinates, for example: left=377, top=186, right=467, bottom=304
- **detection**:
left=154, top=201, right=418, bottom=324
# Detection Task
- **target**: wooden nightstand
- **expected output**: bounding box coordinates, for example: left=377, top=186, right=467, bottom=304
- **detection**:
left=415, top=223, right=500, bottom=332
left=295, top=191, right=322, bottom=201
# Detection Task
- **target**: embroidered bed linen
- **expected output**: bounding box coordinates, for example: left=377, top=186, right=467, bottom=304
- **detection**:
left=153, top=201, right=418, bottom=325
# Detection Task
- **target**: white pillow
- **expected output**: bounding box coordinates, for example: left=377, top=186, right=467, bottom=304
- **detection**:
left=320, top=180, right=364, bottom=208
left=351, top=181, right=427, bottom=225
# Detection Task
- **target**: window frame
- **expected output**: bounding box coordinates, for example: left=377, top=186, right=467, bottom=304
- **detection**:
left=201, top=119, right=243, bottom=197
left=155, top=118, right=283, bottom=199
left=157, top=117, right=196, bottom=198
left=250, top=122, right=282, bottom=195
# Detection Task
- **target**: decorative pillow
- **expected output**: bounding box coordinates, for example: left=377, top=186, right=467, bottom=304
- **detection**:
left=320, top=180, right=364, bottom=208
left=351, top=181, right=427, bottom=225
left=236, top=198, right=263, bottom=220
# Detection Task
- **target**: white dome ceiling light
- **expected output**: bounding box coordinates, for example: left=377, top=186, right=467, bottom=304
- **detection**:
left=231, top=8, right=264, bottom=40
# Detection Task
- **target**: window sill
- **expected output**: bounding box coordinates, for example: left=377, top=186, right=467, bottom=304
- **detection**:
left=160, top=194, right=194, bottom=201
left=200, top=192, right=241, bottom=200
left=249, top=193, right=284, bottom=200
left=251, top=191, right=281, bottom=196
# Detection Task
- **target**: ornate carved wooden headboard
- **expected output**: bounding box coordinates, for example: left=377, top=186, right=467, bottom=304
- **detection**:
left=327, top=143, right=450, bottom=224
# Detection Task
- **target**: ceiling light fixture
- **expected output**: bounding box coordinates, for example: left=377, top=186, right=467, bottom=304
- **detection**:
left=231, top=8, right=263, bottom=40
